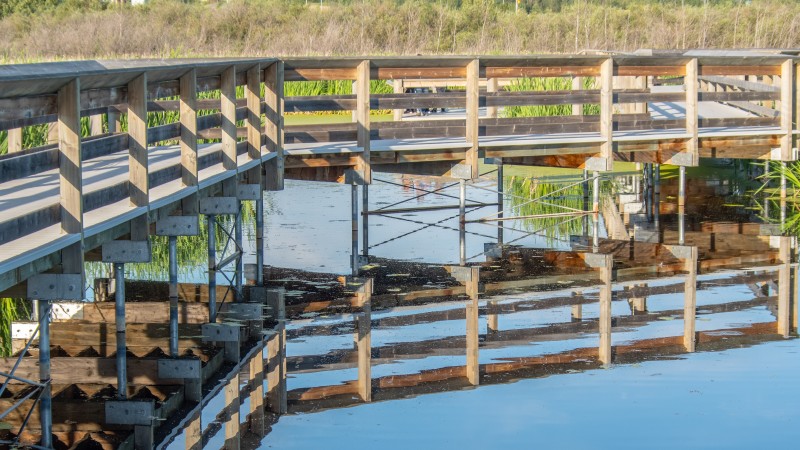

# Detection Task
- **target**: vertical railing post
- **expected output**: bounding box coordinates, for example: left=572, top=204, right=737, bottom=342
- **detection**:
left=780, top=59, right=794, bottom=164
left=572, top=76, right=584, bottom=116
left=7, top=127, right=22, bottom=153
left=393, top=78, right=404, bottom=122
left=685, top=58, right=699, bottom=166
left=486, top=76, right=498, bottom=119
left=127, top=73, right=149, bottom=241
left=264, top=61, right=285, bottom=191
left=598, top=58, right=613, bottom=171
left=465, top=59, right=480, bottom=180
left=58, top=77, right=84, bottom=273
left=355, top=60, right=371, bottom=184
left=246, top=64, right=262, bottom=162
left=221, top=66, right=238, bottom=174
left=180, top=69, right=199, bottom=187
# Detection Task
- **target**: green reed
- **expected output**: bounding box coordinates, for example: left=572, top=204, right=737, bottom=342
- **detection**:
left=505, top=175, right=587, bottom=244
left=502, top=77, right=600, bottom=118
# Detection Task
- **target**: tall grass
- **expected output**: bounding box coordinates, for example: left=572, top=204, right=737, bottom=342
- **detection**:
left=0, top=298, right=26, bottom=357
left=503, top=77, right=600, bottom=118
left=505, top=175, right=586, bottom=244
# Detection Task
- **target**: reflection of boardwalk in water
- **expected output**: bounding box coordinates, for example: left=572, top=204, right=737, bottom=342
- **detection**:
left=2, top=53, right=800, bottom=448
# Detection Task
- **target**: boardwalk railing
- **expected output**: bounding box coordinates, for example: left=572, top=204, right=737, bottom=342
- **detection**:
left=0, top=54, right=798, bottom=293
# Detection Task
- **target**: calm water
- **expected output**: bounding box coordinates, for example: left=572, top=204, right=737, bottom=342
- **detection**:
left=153, top=166, right=798, bottom=449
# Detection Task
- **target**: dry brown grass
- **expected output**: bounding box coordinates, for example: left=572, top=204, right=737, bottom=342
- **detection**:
left=0, top=0, right=799, bottom=62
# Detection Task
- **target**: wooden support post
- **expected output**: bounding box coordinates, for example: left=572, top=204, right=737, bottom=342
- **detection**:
left=7, top=127, right=22, bottom=153
left=266, top=288, right=287, bottom=414
left=221, top=66, right=238, bottom=173
left=572, top=76, right=583, bottom=116
left=58, top=78, right=84, bottom=274
left=777, top=236, right=791, bottom=337
left=685, top=58, right=699, bottom=165
left=248, top=351, right=265, bottom=437
left=89, top=114, right=103, bottom=136
left=635, top=76, right=648, bottom=114
left=264, top=62, right=284, bottom=191
left=108, top=109, right=119, bottom=134
left=246, top=64, right=262, bottom=161
left=356, top=300, right=371, bottom=402
left=127, top=73, right=149, bottom=241
left=683, top=247, right=698, bottom=352
left=593, top=58, right=613, bottom=172
left=223, top=373, right=240, bottom=450
left=486, top=77, right=499, bottom=119
left=598, top=255, right=613, bottom=365
left=780, top=59, right=794, bottom=162
left=185, top=411, right=202, bottom=450
left=393, top=78, right=404, bottom=122
left=47, top=121, right=59, bottom=145
left=355, top=60, right=371, bottom=184
left=465, top=59, right=480, bottom=180
left=180, top=69, right=199, bottom=187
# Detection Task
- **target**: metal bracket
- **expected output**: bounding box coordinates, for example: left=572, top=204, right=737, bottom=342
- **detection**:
left=663, top=244, right=695, bottom=260
left=155, top=216, right=200, bottom=236
left=105, top=400, right=156, bottom=426
left=344, top=168, right=369, bottom=185
left=667, top=151, right=698, bottom=167
left=201, top=323, right=244, bottom=343
left=237, top=184, right=262, bottom=201
left=449, top=163, right=473, bottom=180
left=27, top=274, right=84, bottom=301
left=582, top=252, right=611, bottom=268
left=157, top=359, right=202, bottom=380
left=447, top=266, right=479, bottom=282
left=585, top=156, right=612, bottom=172
left=102, top=240, right=151, bottom=263
left=199, top=197, right=239, bottom=215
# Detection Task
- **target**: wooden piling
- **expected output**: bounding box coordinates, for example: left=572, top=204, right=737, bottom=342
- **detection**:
left=223, top=372, right=240, bottom=450
left=683, top=247, right=698, bottom=352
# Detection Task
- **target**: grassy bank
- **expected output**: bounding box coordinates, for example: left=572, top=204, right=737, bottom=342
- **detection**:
left=1, top=1, right=799, bottom=62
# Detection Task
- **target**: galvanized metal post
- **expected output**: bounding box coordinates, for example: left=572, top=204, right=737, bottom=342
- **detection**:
left=168, top=235, right=179, bottom=357
left=362, top=185, right=369, bottom=258
left=235, top=201, right=243, bottom=300
left=208, top=215, right=217, bottom=323
left=679, top=210, right=686, bottom=246
left=583, top=169, right=590, bottom=236
left=497, top=164, right=504, bottom=245
left=592, top=171, right=600, bottom=213
left=256, top=197, right=265, bottom=287
left=459, top=179, right=466, bottom=266
left=351, top=184, right=358, bottom=276
left=114, top=262, right=127, bottom=400
left=678, top=165, right=686, bottom=209
left=38, top=300, right=52, bottom=448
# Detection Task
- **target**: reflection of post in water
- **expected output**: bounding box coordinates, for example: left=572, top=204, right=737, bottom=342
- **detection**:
left=628, top=284, right=647, bottom=315
left=683, top=246, right=699, bottom=352
left=355, top=279, right=373, bottom=402
left=223, top=369, right=240, bottom=450
left=267, top=288, right=288, bottom=415
left=449, top=266, right=480, bottom=385
left=777, top=236, right=792, bottom=337
left=497, top=163, right=504, bottom=245
left=362, top=185, right=369, bottom=260
left=487, top=300, right=499, bottom=335
left=248, top=343, right=266, bottom=437
left=352, top=184, right=359, bottom=276
left=597, top=254, right=613, bottom=365
left=459, top=178, right=467, bottom=266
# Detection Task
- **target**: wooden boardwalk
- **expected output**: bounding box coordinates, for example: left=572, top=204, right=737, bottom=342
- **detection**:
left=1, top=54, right=799, bottom=293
